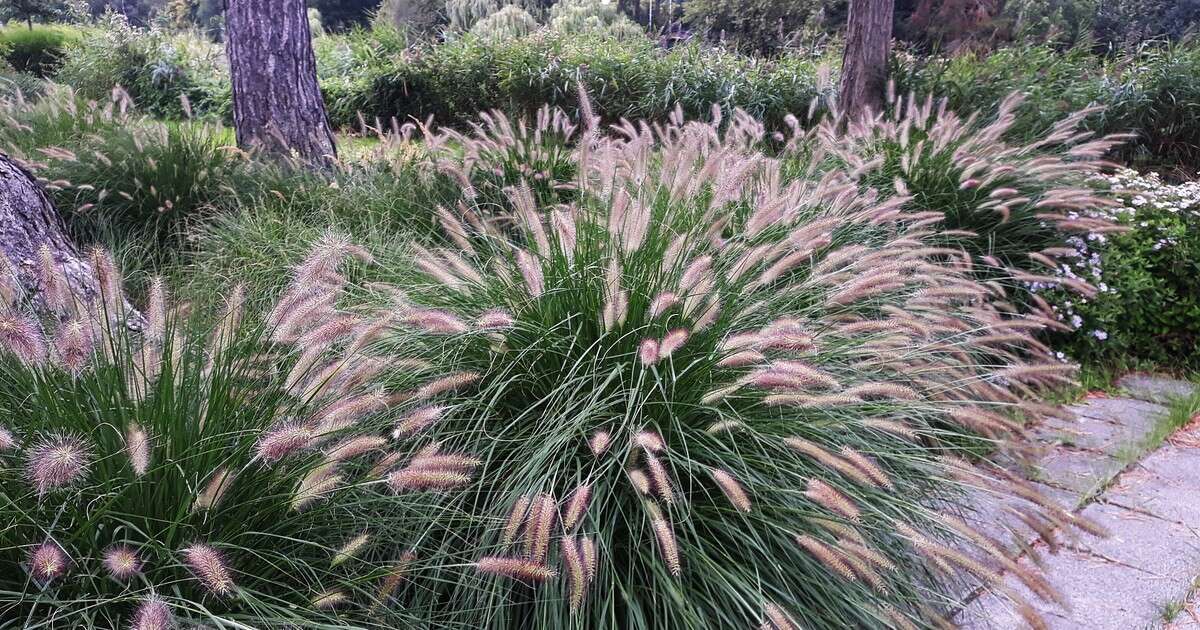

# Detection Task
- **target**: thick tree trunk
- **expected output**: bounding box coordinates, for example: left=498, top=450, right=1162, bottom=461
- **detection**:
left=839, top=0, right=894, bottom=119
left=225, top=0, right=338, bottom=166
left=0, top=154, right=143, bottom=327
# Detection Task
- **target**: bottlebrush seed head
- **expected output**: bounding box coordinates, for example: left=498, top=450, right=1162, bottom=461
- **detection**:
left=131, top=596, right=174, bottom=630
left=589, top=430, right=611, bottom=457
left=474, top=556, right=557, bottom=582
left=26, top=434, right=91, bottom=495
left=638, top=339, right=660, bottom=366
left=126, top=424, right=151, bottom=476
left=27, top=541, right=69, bottom=583
left=0, top=311, right=47, bottom=366
left=181, top=544, right=235, bottom=596
left=255, top=422, right=313, bottom=463
left=103, top=544, right=142, bottom=580
left=0, top=425, right=16, bottom=450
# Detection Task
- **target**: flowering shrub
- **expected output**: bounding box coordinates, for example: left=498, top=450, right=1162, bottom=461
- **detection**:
left=0, top=242, right=433, bottom=627
left=339, top=107, right=1098, bottom=628
left=1037, top=169, right=1200, bottom=367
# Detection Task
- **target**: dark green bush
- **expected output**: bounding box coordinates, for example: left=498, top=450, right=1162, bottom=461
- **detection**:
left=0, top=24, right=83, bottom=77
left=360, top=32, right=835, bottom=131
left=1041, top=169, right=1200, bottom=369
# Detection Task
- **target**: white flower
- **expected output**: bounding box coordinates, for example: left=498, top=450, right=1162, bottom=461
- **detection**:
left=1091, top=330, right=1108, bottom=341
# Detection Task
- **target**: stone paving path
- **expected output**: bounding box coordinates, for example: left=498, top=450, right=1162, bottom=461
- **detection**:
left=957, top=374, right=1200, bottom=630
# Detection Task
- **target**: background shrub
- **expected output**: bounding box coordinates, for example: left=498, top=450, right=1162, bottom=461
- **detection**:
left=0, top=23, right=83, bottom=76
left=54, top=13, right=229, bottom=119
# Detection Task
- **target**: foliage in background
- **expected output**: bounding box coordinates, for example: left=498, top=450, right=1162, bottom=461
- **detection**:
left=895, top=41, right=1200, bottom=170
left=469, top=5, right=540, bottom=42
left=1040, top=169, right=1200, bottom=369
left=0, top=23, right=83, bottom=76
left=681, top=0, right=845, bottom=54
left=54, top=12, right=228, bottom=118
left=0, top=242, right=432, bottom=628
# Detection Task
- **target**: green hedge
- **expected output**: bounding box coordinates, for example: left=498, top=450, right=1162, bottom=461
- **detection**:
left=322, top=31, right=837, bottom=130
left=0, top=24, right=83, bottom=77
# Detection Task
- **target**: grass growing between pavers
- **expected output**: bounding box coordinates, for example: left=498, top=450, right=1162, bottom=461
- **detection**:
left=1159, top=575, right=1200, bottom=626
left=1077, top=387, right=1200, bottom=506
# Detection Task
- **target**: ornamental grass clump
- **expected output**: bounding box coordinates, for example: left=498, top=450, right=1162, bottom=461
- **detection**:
left=347, top=105, right=1098, bottom=628
left=806, top=91, right=1126, bottom=303
left=0, top=240, right=438, bottom=627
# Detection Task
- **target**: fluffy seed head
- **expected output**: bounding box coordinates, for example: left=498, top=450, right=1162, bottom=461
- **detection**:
left=416, top=372, right=480, bottom=399
left=589, top=430, right=611, bottom=457
left=475, top=556, right=557, bottom=582
left=387, top=468, right=471, bottom=492
left=0, top=311, right=46, bottom=366
left=182, top=544, right=235, bottom=596
left=131, top=596, right=174, bottom=630
left=103, top=545, right=142, bottom=580
left=638, top=339, right=660, bottom=366
left=562, top=484, right=592, bottom=530
left=476, top=308, right=515, bottom=330
left=634, top=430, right=666, bottom=452
left=28, top=541, right=69, bottom=583
left=658, top=328, right=689, bottom=359
left=52, top=320, right=93, bottom=375
left=393, top=405, right=447, bottom=437
left=255, top=422, right=313, bottom=463
left=0, top=426, right=16, bottom=450
left=26, top=434, right=91, bottom=495
left=194, top=467, right=235, bottom=511
left=650, top=512, right=681, bottom=576
left=711, top=468, right=752, bottom=512
left=126, top=424, right=151, bottom=476
left=312, top=589, right=348, bottom=609
left=332, top=533, right=371, bottom=567
left=325, top=435, right=388, bottom=461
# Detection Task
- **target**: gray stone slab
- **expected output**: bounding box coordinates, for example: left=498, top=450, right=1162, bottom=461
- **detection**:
left=1032, top=411, right=1155, bottom=455
left=1117, top=374, right=1198, bottom=403
left=959, top=502, right=1200, bottom=630
left=1102, top=446, right=1200, bottom=525
left=1033, top=447, right=1124, bottom=497
left=1064, top=398, right=1168, bottom=431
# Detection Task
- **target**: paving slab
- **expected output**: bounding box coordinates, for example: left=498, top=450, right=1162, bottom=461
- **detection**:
left=959, top=405, right=1200, bottom=629
left=959, top=502, right=1200, bottom=629
left=1063, top=398, right=1167, bottom=431
left=1032, top=446, right=1123, bottom=498
left=1101, top=446, right=1200, bottom=525
left=1117, top=375, right=1198, bottom=403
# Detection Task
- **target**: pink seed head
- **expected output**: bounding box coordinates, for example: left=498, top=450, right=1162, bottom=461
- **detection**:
left=0, top=312, right=46, bottom=366
left=103, top=544, right=142, bottom=580
left=131, top=596, right=174, bottom=630
left=638, top=339, right=660, bottom=366
left=658, top=329, right=689, bottom=359
left=130, top=595, right=174, bottom=628
left=28, top=541, right=69, bottom=583
left=26, top=434, right=91, bottom=495
left=181, top=544, right=235, bottom=596
left=476, top=309, right=515, bottom=330
left=589, top=430, right=611, bottom=457
left=0, top=426, right=15, bottom=450
left=254, top=422, right=312, bottom=463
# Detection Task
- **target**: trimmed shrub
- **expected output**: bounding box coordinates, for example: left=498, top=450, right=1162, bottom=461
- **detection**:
left=0, top=24, right=83, bottom=77
left=363, top=32, right=834, bottom=131
left=0, top=242, right=430, bottom=627
left=1039, top=169, right=1200, bottom=368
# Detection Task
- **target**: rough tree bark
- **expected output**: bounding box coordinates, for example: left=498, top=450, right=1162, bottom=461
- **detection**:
left=0, top=154, right=144, bottom=327
left=0, top=153, right=101, bottom=310
left=840, top=0, right=895, bottom=119
left=225, top=0, right=338, bottom=166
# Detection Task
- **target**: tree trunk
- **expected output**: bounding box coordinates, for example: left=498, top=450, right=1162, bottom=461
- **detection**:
left=225, top=0, right=338, bottom=166
left=839, top=0, right=894, bottom=119
left=0, top=154, right=143, bottom=327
